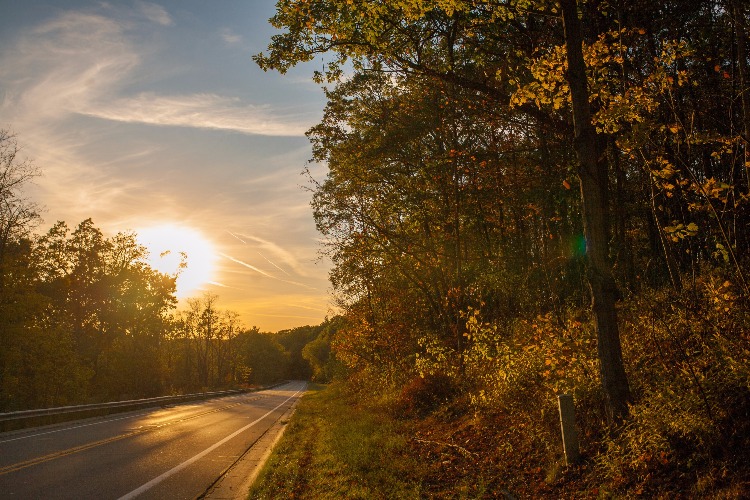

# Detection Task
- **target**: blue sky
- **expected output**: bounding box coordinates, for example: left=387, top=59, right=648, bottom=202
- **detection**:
left=0, top=0, right=333, bottom=331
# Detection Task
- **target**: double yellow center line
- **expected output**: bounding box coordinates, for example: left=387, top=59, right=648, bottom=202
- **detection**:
left=0, top=397, right=260, bottom=476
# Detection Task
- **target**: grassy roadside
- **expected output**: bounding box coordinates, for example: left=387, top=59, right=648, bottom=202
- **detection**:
left=248, top=383, right=424, bottom=499
left=247, top=377, right=750, bottom=498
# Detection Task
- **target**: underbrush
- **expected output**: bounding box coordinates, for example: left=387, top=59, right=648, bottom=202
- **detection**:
left=391, top=274, right=750, bottom=497
left=456, top=275, right=750, bottom=497
left=591, top=279, right=750, bottom=497
left=252, top=276, right=750, bottom=497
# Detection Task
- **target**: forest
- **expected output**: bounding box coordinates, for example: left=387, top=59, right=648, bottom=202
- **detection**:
left=251, top=0, right=750, bottom=496
left=0, top=137, right=340, bottom=410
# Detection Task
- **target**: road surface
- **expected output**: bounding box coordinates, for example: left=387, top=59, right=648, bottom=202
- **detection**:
left=0, top=381, right=306, bottom=499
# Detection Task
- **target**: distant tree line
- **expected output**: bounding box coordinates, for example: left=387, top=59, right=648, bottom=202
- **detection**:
left=0, top=130, right=341, bottom=411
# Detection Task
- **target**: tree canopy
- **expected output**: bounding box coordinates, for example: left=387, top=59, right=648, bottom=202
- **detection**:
left=256, top=0, right=750, bottom=437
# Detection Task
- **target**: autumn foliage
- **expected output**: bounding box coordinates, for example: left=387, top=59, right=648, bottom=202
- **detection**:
left=256, top=0, right=750, bottom=495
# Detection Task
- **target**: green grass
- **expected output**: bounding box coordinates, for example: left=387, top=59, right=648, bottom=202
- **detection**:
left=248, top=383, right=424, bottom=499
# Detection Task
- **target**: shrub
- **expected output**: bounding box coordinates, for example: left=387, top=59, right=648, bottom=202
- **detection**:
left=396, top=372, right=457, bottom=417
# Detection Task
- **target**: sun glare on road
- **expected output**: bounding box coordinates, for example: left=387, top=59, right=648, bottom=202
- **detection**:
left=137, top=224, right=217, bottom=298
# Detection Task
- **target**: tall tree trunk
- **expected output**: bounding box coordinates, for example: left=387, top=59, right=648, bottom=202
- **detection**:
left=560, top=0, right=631, bottom=423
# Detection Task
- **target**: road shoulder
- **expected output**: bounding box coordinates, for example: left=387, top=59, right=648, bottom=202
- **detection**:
left=202, top=394, right=301, bottom=500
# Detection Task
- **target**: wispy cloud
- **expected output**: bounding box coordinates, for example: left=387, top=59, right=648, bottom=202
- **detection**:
left=0, top=10, right=313, bottom=138
left=232, top=232, right=308, bottom=276
left=226, top=294, right=331, bottom=323
left=252, top=312, right=326, bottom=320
left=2, top=12, right=138, bottom=118
left=220, top=27, right=243, bottom=45
left=257, top=251, right=291, bottom=276
left=137, top=1, right=173, bottom=26
left=227, top=231, right=247, bottom=244
left=80, top=92, right=312, bottom=136
left=221, top=253, right=318, bottom=291
left=221, top=253, right=275, bottom=279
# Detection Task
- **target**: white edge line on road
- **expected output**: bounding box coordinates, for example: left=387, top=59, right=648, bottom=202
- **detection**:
left=244, top=403, right=298, bottom=488
left=117, top=386, right=303, bottom=500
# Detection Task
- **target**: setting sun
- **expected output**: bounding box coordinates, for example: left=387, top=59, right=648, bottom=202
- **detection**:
left=137, top=224, right=217, bottom=298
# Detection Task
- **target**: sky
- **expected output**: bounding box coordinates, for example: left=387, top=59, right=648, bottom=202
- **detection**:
left=0, top=0, right=334, bottom=331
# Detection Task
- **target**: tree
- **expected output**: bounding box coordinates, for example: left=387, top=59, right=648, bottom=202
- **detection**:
left=235, top=328, right=290, bottom=385
left=32, top=219, right=178, bottom=401
left=307, top=69, right=554, bottom=380
left=257, top=0, right=750, bottom=423
left=0, top=130, right=41, bottom=266
left=0, top=131, right=42, bottom=338
left=0, top=131, right=46, bottom=409
left=560, top=0, right=630, bottom=420
left=276, top=325, right=322, bottom=380
left=172, top=293, right=242, bottom=390
left=302, top=316, right=346, bottom=382
left=257, top=0, right=633, bottom=417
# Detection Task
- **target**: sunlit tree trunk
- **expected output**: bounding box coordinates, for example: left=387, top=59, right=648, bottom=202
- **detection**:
left=560, top=0, right=631, bottom=422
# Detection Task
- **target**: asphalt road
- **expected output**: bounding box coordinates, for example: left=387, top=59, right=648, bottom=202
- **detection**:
left=0, top=381, right=306, bottom=499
